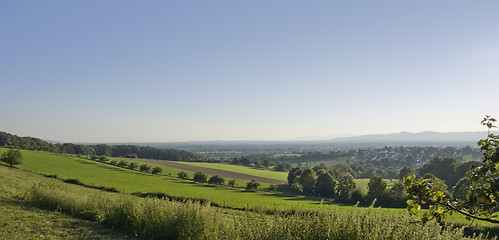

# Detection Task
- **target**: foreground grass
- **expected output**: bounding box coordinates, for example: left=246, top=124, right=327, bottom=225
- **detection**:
left=24, top=179, right=482, bottom=240
left=0, top=164, right=126, bottom=239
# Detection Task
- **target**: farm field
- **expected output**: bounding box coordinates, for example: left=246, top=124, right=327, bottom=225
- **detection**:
left=128, top=158, right=287, bottom=184
left=0, top=148, right=339, bottom=210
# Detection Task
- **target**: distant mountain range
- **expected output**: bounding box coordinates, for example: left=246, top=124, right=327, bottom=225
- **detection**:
left=325, top=131, right=493, bottom=143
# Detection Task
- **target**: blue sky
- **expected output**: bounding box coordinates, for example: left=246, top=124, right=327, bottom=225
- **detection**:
left=1, top=1, right=498, bottom=142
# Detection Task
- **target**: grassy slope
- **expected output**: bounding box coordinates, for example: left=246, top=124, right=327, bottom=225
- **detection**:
left=2, top=149, right=338, bottom=210
left=0, top=164, right=125, bottom=239
left=107, top=156, right=272, bottom=188
left=178, top=161, right=289, bottom=181
left=4, top=148, right=496, bottom=228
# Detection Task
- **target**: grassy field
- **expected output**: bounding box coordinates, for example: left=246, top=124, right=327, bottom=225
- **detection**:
left=0, top=148, right=342, bottom=210
left=14, top=165, right=484, bottom=240
left=4, top=148, right=499, bottom=232
left=179, top=161, right=289, bottom=181
left=0, top=163, right=126, bottom=239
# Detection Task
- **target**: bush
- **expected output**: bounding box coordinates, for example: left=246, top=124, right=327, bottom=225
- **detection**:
left=193, top=172, right=207, bottom=183
left=178, top=171, right=188, bottom=179
left=208, top=175, right=225, bottom=185
left=228, top=179, right=237, bottom=187
left=128, top=162, right=138, bottom=170
left=117, top=160, right=127, bottom=167
left=109, top=160, right=118, bottom=166
left=245, top=180, right=259, bottom=192
left=268, top=184, right=278, bottom=191
left=151, top=167, right=163, bottom=174
left=139, top=164, right=151, bottom=173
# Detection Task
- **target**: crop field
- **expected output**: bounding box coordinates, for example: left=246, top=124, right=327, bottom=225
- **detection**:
left=173, top=161, right=288, bottom=181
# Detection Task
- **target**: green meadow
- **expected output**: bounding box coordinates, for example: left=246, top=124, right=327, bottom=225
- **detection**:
left=1, top=148, right=338, bottom=210
left=179, top=161, right=289, bottom=181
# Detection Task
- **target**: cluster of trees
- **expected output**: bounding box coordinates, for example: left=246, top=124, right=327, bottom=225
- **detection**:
left=88, top=156, right=163, bottom=174
left=0, top=131, right=203, bottom=162
left=288, top=166, right=411, bottom=207
left=180, top=171, right=262, bottom=191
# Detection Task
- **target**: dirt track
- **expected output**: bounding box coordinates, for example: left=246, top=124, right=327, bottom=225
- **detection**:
left=132, top=158, right=287, bottom=185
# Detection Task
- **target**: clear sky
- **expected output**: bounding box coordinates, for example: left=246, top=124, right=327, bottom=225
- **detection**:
left=1, top=1, right=498, bottom=142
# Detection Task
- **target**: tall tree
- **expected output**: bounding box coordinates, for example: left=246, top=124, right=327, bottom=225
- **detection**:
left=315, top=170, right=337, bottom=198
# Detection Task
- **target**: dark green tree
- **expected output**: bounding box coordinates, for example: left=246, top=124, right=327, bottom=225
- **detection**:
left=338, top=173, right=356, bottom=202
left=128, top=162, right=138, bottom=170
left=245, top=180, right=259, bottom=191
left=178, top=171, right=188, bottom=179
left=367, top=175, right=387, bottom=202
left=139, top=164, right=151, bottom=173
left=208, top=175, right=225, bottom=185
left=299, top=168, right=317, bottom=194
left=1, top=148, right=22, bottom=167
left=117, top=160, right=127, bottom=167
left=151, top=166, right=163, bottom=174
left=193, top=171, right=207, bottom=183
left=398, top=166, right=413, bottom=180
left=228, top=179, right=237, bottom=187
left=314, top=170, right=337, bottom=198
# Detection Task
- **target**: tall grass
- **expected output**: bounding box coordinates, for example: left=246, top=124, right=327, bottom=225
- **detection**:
left=24, top=181, right=489, bottom=240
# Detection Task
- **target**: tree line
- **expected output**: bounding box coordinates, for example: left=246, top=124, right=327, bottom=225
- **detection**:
left=0, top=131, right=203, bottom=162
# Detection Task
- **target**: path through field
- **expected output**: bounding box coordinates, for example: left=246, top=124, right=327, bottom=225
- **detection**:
left=133, top=159, right=287, bottom=185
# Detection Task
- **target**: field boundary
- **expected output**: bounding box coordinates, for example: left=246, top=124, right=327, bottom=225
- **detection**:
left=130, top=158, right=287, bottom=185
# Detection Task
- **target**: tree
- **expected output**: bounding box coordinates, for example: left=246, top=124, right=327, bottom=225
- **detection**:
left=228, top=179, right=237, bottom=187
left=287, top=167, right=303, bottom=185
left=315, top=170, right=337, bottom=198
left=139, top=164, right=151, bottom=173
left=245, top=180, right=259, bottom=191
left=398, top=166, right=413, bottom=180
left=405, top=116, right=499, bottom=224
left=367, top=175, right=387, bottom=202
left=151, top=166, right=162, bottom=174
left=117, top=160, right=127, bottom=167
left=178, top=171, right=188, bottom=179
left=1, top=148, right=22, bottom=167
left=193, top=171, right=207, bottom=183
left=208, top=175, right=225, bottom=185
left=99, top=155, right=108, bottom=162
left=338, top=173, right=356, bottom=202
left=128, top=162, right=138, bottom=170
left=299, top=168, right=317, bottom=194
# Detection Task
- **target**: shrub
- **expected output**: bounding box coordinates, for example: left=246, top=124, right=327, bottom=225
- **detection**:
left=110, top=160, right=118, bottom=166
left=178, top=171, right=188, bottom=179
left=208, top=175, right=225, bottom=185
left=117, top=160, right=127, bottom=167
left=245, top=180, right=259, bottom=192
left=139, top=164, right=151, bottom=173
left=268, top=184, right=278, bottom=191
left=193, top=172, right=207, bottom=183
left=228, top=179, right=237, bottom=188
left=128, top=162, right=138, bottom=170
left=151, top=167, right=163, bottom=174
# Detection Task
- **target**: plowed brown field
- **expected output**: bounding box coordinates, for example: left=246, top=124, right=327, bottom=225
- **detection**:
left=132, top=158, right=287, bottom=185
